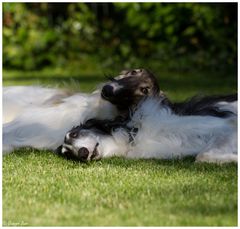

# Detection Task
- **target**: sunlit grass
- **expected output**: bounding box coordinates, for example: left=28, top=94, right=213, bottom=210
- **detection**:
left=3, top=149, right=237, bottom=226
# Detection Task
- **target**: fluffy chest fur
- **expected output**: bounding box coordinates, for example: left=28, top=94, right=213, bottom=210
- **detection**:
left=115, top=98, right=237, bottom=160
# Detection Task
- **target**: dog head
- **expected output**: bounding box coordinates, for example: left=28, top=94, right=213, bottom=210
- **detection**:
left=57, top=118, right=117, bottom=162
left=101, top=69, right=160, bottom=110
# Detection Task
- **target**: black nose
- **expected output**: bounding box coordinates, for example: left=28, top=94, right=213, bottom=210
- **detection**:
left=102, top=85, right=114, bottom=98
left=78, top=147, right=89, bottom=160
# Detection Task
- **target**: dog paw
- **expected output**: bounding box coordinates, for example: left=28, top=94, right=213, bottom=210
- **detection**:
left=195, top=153, right=237, bottom=164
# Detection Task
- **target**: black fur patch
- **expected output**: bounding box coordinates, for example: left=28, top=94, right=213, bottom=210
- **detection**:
left=169, top=94, right=237, bottom=117
left=84, top=116, right=129, bottom=135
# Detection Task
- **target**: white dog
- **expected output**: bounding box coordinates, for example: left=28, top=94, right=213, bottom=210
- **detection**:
left=3, top=86, right=118, bottom=153
left=60, top=97, right=237, bottom=163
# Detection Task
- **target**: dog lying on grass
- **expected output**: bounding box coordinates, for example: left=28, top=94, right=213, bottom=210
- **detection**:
left=59, top=96, right=237, bottom=163
left=3, top=69, right=237, bottom=154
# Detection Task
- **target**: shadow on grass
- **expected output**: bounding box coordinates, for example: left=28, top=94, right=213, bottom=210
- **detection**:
left=179, top=201, right=237, bottom=217
left=99, top=156, right=238, bottom=173
left=5, top=148, right=237, bottom=173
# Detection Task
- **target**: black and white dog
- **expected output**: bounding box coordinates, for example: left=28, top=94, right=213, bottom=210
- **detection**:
left=60, top=96, right=237, bottom=163
left=3, top=69, right=237, bottom=158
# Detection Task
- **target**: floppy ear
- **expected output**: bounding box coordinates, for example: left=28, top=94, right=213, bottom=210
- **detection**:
left=84, top=119, right=100, bottom=128
left=84, top=118, right=128, bottom=135
left=84, top=119, right=113, bottom=134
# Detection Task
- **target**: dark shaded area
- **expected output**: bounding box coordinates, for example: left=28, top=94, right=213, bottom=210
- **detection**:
left=3, top=3, right=237, bottom=71
left=8, top=148, right=237, bottom=172
left=169, top=94, right=237, bottom=117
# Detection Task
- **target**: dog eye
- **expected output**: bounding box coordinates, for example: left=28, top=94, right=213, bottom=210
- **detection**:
left=140, top=87, right=149, bottom=95
left=69, top=131, right=78, bottom=138
left=131, top=70, right=137, bottom=75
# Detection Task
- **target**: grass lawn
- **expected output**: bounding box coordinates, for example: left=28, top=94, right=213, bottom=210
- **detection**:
left=2, top=67, right=237, bottom=226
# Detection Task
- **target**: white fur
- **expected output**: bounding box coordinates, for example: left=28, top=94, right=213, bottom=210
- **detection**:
left=125, top=98, right=237, bottom=163
left=70, top=97, right=237, bottom=163
left=3, top=86, right=118, bottom=153
left=3, top=86, right=67, bottom=123
left=216, top=101, right=237, bottom=115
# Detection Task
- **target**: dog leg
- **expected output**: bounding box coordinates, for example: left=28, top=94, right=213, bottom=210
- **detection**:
left=196, top=150, right=237, bottom=163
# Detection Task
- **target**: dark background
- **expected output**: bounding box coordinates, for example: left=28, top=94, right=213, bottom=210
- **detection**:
left=3, top=2, right=237, bottom=71
left=2, top=3, right=237, bottom=100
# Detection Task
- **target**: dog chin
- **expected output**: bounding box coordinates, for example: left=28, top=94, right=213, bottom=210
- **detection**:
left=101, top=91, right=119, bottom=104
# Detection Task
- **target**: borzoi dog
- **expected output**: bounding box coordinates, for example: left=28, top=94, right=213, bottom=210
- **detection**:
left=3, top=69, right=237, bottom=154
left=59, top=97, right=237, bottom=163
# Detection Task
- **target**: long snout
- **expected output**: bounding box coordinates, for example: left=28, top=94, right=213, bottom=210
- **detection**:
left=101, top=83, right=124, bottom=99
left=60, top=144, right=90, bottom=162
left=102, top=85, right=114, bottom=98
left=77, top=147, right=89, bottom=161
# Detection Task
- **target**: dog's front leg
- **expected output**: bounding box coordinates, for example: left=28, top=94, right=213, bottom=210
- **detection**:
left=196, top=149, right=237, bottom=163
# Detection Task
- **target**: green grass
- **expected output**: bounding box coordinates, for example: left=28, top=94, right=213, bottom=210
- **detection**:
left=3, top=150, right=237, bottom=226
left=3, top=67, right=237, bottom=226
